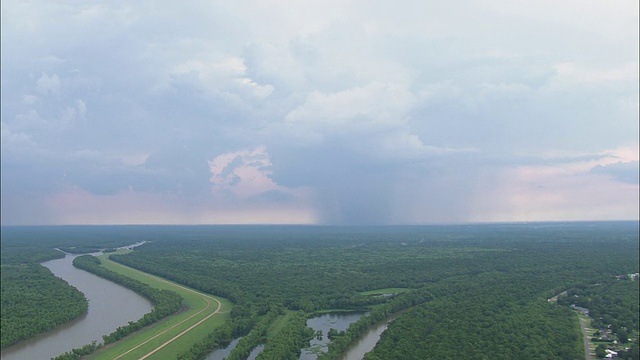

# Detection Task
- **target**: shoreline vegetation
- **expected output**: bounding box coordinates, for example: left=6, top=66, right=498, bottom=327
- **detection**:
left=1, top=222, right=638, bottom=359
left=55, top=253, right=232, bottom=360
left=0, top=263, right=88, bottom=349
left=50, top=254, right=183, bottom=360
left=91, top=254, right=232, bottom=359
left=1, top=226, right=160, bottom=349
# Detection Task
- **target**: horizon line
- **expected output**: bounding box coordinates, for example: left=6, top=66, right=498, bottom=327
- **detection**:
left=2, top=219, right=638, bottom=227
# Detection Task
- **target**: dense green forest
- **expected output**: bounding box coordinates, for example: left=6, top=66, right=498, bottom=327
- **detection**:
left=106, top=222, right=639, bottom=359
left=1, top=222, right=638, bottom=359
left=0, top=264, right=88, bottom=348
left=363, top=274, right=584, bottom=359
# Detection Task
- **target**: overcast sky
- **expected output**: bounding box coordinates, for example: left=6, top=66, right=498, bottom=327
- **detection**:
left=2, top=0, right=638, bottom=225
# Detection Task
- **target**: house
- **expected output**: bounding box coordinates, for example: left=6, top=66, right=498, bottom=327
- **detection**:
left=605, top=349, right=618, bottom=358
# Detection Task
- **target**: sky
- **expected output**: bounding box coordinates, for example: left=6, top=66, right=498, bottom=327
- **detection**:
left=1, top=0, right=638, bottom=225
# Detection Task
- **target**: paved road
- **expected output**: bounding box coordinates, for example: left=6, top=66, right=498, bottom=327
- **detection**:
left=580, top=317, right=591, bottom=360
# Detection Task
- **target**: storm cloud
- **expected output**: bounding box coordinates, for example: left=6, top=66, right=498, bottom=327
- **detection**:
left=1, top=0, right=638, bottom=224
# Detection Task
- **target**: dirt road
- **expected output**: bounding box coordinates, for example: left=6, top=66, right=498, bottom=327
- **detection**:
left=104, top=259, right=223, bottom=360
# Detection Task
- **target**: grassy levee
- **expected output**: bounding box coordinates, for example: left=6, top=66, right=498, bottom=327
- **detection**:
left=89, top=254, right=233, bottom=360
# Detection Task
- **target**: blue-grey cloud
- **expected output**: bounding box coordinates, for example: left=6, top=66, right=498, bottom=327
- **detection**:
left=1, top=0, right=638, bottom=224
left=590, top=161, right=639, bottom=185
left=248, top=190, right=297, bottom=204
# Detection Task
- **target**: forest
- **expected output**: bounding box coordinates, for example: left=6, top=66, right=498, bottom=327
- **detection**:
left=0, top=263, right=87, bottom=348
left=109, top=222, right=639, bottom=359
left=1, top=222, right=638, bottom=359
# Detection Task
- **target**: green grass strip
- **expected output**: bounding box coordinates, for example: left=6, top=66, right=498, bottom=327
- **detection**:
left=358, top=288, right=413, bottom=296
left=88, top=254, right=232, bottom=360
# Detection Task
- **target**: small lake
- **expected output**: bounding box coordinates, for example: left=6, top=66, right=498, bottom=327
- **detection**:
left=301, top=311, right=399, bottom=360
left=301, top=312, right=366, bottom=360
left=1, top=252, right=153, bottom=360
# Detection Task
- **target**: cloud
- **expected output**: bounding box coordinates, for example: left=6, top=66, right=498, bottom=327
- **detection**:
left=249, top=190, right=297, bottom=204
left=285, top=82, right=413, bottom=128
left=467, top=163, right=639, bottom=223
left=209, top=146, right=277, bottom=199
left=172, top=57, right=274, bottom=101
left=590, top=161, right=640, bottom=185
left=208, top=147, right=312, bottom=207
left=1, top=0, right=638, bottom=224
left=36, top=73, right=61, bottom=97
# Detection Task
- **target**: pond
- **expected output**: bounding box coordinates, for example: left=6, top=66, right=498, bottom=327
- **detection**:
left=301, top=312, right=366, bottom=359
left=301, top=311, right=400, bottom=360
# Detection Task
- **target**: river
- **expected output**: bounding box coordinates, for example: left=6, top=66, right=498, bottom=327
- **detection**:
left=1, top=252, right=153, bottom=360
left=341, top=317, right=395, bottom=360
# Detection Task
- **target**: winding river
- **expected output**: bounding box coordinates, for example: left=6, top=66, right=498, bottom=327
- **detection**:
left=1, top=252, right=153, bottom=360
left=341, top=317, right=396, bottom=360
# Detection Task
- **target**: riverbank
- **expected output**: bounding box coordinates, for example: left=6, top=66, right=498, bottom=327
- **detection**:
left=88, top=254, right=232, bottom=359
left=1, top=254, right=153, bottom=360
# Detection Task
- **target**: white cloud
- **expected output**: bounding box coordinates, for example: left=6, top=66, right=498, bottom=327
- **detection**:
left=286, top=81, right=413, bottom=127
left=0, top=122, right=38, bottom=156
left=209, top=146, right=276, bottom=199
left=172, top=57, right=274, bottom=102
left=36, top=73, right=61, bottom=97
left=375, top=132, right=477, bottom=160
left=208, top=146, right=313, bottom=206
left=552, top=62, right=639, bottom=86
left=61, top=99, right=87, bottom=126
left=478, top=0, right=639, bottom=42
left=22, top=94, right=39, bottom=105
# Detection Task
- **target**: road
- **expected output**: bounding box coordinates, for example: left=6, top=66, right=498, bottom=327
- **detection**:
left=580, top=317, right=591, bottom=360
left=99, top=257, right=224, bottom=360
left=548, top=289, right=591, bottom=360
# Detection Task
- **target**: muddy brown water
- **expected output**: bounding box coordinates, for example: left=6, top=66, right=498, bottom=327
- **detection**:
left=1, top=253, right=153, bottom=360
